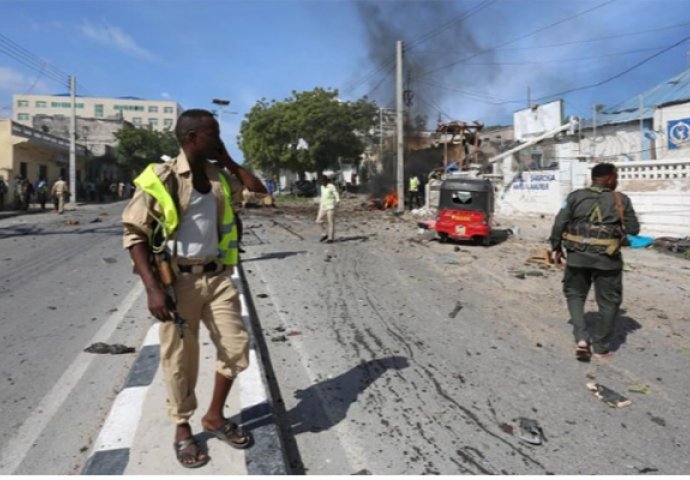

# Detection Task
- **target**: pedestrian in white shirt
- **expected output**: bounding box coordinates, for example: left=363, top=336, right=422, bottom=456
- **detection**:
left=316, top=175, right=340, bottom=243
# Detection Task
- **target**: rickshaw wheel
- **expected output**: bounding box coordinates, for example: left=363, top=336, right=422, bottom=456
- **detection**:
left=480, top=236, right=491, bottom=247
left=438, top=233, right=449, bottom=243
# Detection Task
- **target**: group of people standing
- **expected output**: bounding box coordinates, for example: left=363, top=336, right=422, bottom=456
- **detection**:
left=0, top=175, right=69, bottom=213
left=0, top=175, right=137, bottom=214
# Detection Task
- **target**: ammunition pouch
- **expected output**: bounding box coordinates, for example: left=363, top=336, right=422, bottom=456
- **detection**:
left=562, top=222, right=623, bottom=256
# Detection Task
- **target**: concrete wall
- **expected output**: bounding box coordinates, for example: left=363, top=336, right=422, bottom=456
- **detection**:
left=498, top=159, right=690, bottom=237
left=500, top=169, right=563, bottom=215
left=625, top=191, right=690, bottom=237
left=574, top=122, right=648, bottom=162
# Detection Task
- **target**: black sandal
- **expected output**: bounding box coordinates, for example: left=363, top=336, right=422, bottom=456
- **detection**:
left=204, top=420, right=252, bottom=449
left=174, top=437, right=209, bottom=469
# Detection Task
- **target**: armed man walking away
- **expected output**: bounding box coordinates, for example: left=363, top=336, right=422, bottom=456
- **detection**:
left=550, top=163, right=639, bottom=362
left=122, top=109, right=266, bottom=469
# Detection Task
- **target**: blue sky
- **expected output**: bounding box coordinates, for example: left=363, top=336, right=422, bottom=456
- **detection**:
left=1, top=0, right=689, bottom=161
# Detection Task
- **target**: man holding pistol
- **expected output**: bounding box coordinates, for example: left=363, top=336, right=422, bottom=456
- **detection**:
left=122, top=109, right=266, bottom=468
left=550, top=162, right=639, bottom=362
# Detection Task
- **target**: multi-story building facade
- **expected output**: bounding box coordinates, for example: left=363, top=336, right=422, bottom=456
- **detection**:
left=12, top=94, right=182, bottom=131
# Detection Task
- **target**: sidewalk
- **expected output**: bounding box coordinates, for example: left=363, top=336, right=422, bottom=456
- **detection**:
left=81, top=267, right=289, bottom=475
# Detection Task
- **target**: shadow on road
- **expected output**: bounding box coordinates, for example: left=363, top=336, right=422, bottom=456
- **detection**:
left=432, top=228, right=511, bottom=247
left=0, top=224, right=122, bottom=239
left=242, top=251, right=307, bottom=262
left=336, top=234, right=375, bottom=243
left=286, top=356, right=409, bottom=435
left=584, top=309, right=641, bottom=352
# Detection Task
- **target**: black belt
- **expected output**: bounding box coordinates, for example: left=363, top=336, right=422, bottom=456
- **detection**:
left=178, top=261, right=220, bottom=274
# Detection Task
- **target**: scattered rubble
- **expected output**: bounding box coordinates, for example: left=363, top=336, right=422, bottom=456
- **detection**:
left=586, top=383, right=632, bottom=408
left=517, top=417, right=544, bottom=445
left=628, top=384, right=652, bottom=395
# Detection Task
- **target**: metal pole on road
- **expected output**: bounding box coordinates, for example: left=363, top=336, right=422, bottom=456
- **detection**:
left=69, top=75, right=76, bottom=208
left=396, top=40, right=404, bottom=214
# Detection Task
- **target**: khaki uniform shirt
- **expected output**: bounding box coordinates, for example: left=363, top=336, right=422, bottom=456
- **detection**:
left=122, top=151, right=243, bottom=251
left=51, top=180, right=68, bottom=195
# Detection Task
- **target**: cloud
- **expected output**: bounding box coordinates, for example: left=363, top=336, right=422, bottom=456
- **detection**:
left=161, top=92, right=170, bottom=99
left=80, top=21, right=157, bottom=61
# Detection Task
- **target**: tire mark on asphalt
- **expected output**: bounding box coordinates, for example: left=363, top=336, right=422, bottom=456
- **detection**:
left=270, top=219, right=304, bottom=240
left=347, top=248, right=546, bottom=473
left=416, top=362, right=545, bottom=471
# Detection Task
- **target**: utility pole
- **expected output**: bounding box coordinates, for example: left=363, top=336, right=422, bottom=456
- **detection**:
left=443, top=126, right=448, bottom=167
left=396, top=40, right=405, bottom=214
left=379, top=107, right=384, bottom=161
left=69, top=75, right=76, bottom=207
left=592, top=105, right=597, bottom=161
left=639, top=94, right=644, bottom=160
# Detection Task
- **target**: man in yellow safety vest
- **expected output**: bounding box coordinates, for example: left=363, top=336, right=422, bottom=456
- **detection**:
left=122, top=109, right=266, bottom=468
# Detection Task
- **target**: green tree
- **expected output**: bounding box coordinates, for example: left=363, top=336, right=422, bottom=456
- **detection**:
left=239, top=88, right=378, bottom=177
left=114, top=125, right=179, bottom=176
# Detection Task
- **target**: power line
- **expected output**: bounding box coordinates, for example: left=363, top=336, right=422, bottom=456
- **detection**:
left=416, top=46, right=665, bottom=65
left=416, top=80, right=516, bottom=105
left=361, top=63, right=396, bottom=99
left=415, top=19, right=690, bottom=54
left=534, top=34, right=690, bottom=101
left=419, top=35, right=690, bottom=107
left=343, top=57, right=396, bottom=97
left=0, top=33, right=98, bottom=99
left=498, top=19, right=690, bottom=52
left=415, top=92, right=452, bottom=120
left=418, top=0, right=617, bottom=79
left=0, top=34, right=69, bottom=86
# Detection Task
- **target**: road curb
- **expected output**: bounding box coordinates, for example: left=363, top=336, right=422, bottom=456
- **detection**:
left=81, top=266, right=289, bottom=475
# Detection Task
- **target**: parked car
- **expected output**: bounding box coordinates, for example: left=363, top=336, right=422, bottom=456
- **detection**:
left=291, top=179, right=317, bottom=197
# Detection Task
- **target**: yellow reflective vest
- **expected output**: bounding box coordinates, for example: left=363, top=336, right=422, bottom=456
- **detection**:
left=409, top=176, right=420, bottom=192
left=133, top=164, right=238, bottom=266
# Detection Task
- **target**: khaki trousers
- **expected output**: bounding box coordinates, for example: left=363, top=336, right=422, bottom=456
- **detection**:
left=56, top=192, right=66, bottom=213
left=316, top=207, right=335, bottom=240
left=159, top=269, right=249, bottom=425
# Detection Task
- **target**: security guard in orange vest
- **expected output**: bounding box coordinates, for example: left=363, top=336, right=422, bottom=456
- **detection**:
left=550, top=162, right=639, bottom=362
left=122, top=109, right=266, bottom=468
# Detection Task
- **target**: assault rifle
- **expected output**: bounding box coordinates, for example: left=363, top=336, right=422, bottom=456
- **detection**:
left=154, top=252, right=185, bottom=338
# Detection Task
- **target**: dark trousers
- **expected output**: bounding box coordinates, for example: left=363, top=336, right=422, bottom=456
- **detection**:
left=407, top=190, right=421, bottom=209
left=236, top=214, right=243, bottom=244
left=563, top=266, right=622, bottom=354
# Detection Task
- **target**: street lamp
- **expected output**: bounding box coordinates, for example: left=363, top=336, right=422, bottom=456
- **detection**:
left=592, top=104, right=606, bottom=159
left=212, top=98, right=238, bottom=117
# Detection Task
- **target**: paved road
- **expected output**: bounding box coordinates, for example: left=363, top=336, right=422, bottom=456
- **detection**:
left=0, top=203, right=150, bottom=474
left=240, top=205, right=690, bottom=475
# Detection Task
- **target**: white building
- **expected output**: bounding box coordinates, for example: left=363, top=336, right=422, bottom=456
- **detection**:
left=13, top=94, right=182, bottom=131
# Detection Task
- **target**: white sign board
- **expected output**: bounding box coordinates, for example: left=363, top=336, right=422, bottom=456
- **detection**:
left=513, top=100, right=564, bottom=141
